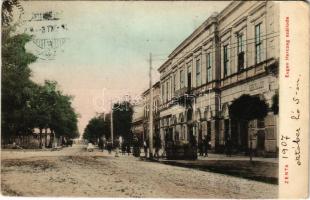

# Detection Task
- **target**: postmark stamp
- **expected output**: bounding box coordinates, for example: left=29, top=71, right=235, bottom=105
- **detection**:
left=21, top=10, right=68, bottom=60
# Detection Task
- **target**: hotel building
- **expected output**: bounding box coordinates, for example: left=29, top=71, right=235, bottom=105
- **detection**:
left=157, top=1, right=279, bottom=156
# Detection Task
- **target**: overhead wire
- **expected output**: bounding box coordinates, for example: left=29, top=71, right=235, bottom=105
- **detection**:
left=151, top=32, right=279, bottom=64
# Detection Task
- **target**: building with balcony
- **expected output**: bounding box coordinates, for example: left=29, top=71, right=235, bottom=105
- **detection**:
left=158, top=1, right=279, bottom=156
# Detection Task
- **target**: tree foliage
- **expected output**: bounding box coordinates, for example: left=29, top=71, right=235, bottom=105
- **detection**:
left=83, top=115, right=109, bottom=143
left=2, top=0, right=23, bottom=27
left=1, top=33, right=37, bottom=141
left=229, top=94, right=268, bottom=121
left=1, top=1, right=79, bottom=145
left=112, top=101, right=133, bottom=141
left=83, top=101, right=134, bottom=144
left=271, top=93, right=279, bottom=115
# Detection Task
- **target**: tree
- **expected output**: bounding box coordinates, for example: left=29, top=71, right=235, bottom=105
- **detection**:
left=1, top=1, right=79, bottom=147
left=83, top=115, right=106, bottom=143
left=112, top=101, right=133, bottom=143
left=229, top=94, right=268, bottom=121
left=271, top=93, right=279, bottom=115
left=1, top=0, right=38, bottom=145
left=1, top=32, right=37, bottom=144
left=2, top=0, right=23, bottom=27
left=46, top=81, right=79, bottom=145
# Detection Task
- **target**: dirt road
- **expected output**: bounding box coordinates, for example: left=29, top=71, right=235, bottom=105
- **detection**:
left=1, top=145, right=278, bottom=198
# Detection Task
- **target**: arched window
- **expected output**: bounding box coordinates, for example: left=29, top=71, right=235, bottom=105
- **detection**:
left=195, top=108, right=201, bottom=122
left=186, top=108, right=193, bottom=121
left=178, top=113, right=184, bottom=123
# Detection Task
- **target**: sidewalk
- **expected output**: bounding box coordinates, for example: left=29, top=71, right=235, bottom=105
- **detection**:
left=89, top=148, right=278, bottom=185
left=156, top=153, right=278, bottom=184
left=198, top=153, right=278, bottom=163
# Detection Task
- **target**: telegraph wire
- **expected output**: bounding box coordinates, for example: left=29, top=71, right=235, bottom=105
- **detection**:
left=152, top=31, right=278, bottom=57
left=151, top=32, right=279, bottom=63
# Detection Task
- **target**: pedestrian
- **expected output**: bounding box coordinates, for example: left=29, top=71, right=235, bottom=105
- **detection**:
left=189, top=134, right=197, bottom=148
left=114, top=138, right=120, bottom=157
left=143, top=140, right=148, bottom=158
left=126, top=143, right=131, bottom=155
left=198, top=139, right=203, bottom=156
left=203, top=136, right=209, bottom=157
left=225, top=136, right=232, bottom=157
left=102, top=137, right=106, bottom=151
left=121, top=141, right=126, bottom=155
left=107, top=141, right=112, bottom=154
left=132, top=136, right=140, bottom=157
left=154, top=135, right=161, bottom=159
left=98, top=138, right=104, bottom=151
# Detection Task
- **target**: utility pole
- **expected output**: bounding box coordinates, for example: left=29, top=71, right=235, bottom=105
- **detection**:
left=149, top=53, right=154, bottom=158
left=110, top=100, right=114, bottom=146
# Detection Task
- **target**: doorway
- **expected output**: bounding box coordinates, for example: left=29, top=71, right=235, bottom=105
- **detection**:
left=187, top=72, right=192, bottom=89
left=240, top=121, right=248, bottom=151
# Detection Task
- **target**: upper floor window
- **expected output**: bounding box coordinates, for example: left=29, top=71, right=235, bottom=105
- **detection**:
left=187, top=65, right=192, bottom=89
left=237, top=34, right=244, bottom=53
left=154, top=99, right=158, bottom=114
left=161, top=84, right=165, bottom=103
left=166, top=81, right=169, bottom=101
left=255, top=23, right=262, bottom=64
left=206, top=52, right=212, bottom=82
left=180, top=70, right=185, bottom=88
left=173, top=73, right=176, bottom=93
left=223, top=45, right=229, bottom=78
left=237, top=34, right=245, bottom=71
left=196, top=59, right=201, bottom=87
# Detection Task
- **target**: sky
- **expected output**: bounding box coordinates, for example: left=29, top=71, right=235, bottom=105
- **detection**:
left=17, top=1, right=230, bottom=136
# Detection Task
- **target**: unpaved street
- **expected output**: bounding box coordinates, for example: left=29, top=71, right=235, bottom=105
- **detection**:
left=1, top=145, right=278, bottom=198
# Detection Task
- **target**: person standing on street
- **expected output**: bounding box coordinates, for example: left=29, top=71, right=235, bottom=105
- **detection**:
left=107, top=140, right=112, bottom=154
left=132, top=135, right=140, bottom=157
left=121, top=141, right=126, bottom=155
left=225, top=136, right=232, bottom=157
left=102, top=137, right=106, bottom=152
left=198, top=139, right=203, bottom=156
left=114, top=138, right=120, bottom=157
left=203, top=136, right=209, bottom=157
left=154, top=134, right=161, bottom=159
left=126, top=144, right=131, bottom=155
left=143, top=140, right=148, bottom=158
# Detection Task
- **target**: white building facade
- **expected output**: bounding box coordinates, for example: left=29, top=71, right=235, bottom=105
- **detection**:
left=158, top=1, right=279, bottom=156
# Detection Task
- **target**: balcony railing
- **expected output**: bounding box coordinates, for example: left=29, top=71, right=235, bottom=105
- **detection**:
left=174, top=86, right=193, bottom=97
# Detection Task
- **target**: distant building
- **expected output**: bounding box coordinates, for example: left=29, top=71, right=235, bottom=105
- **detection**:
left=131, top=100, right=144, bottom=143
left=157, top=1, right=279, bottom=156
left=142, top=81, right=161, bottom=143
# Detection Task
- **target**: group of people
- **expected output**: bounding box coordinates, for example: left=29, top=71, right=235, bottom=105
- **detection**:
left=96, top=133, right=234, bottom=159
left=96, top=134, right=163, bottom=158
left=121, top=141, right=132, bottom=155
left=143, top=134, right=162, bottom=158
left=98, top=137, right=118, bottom=154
